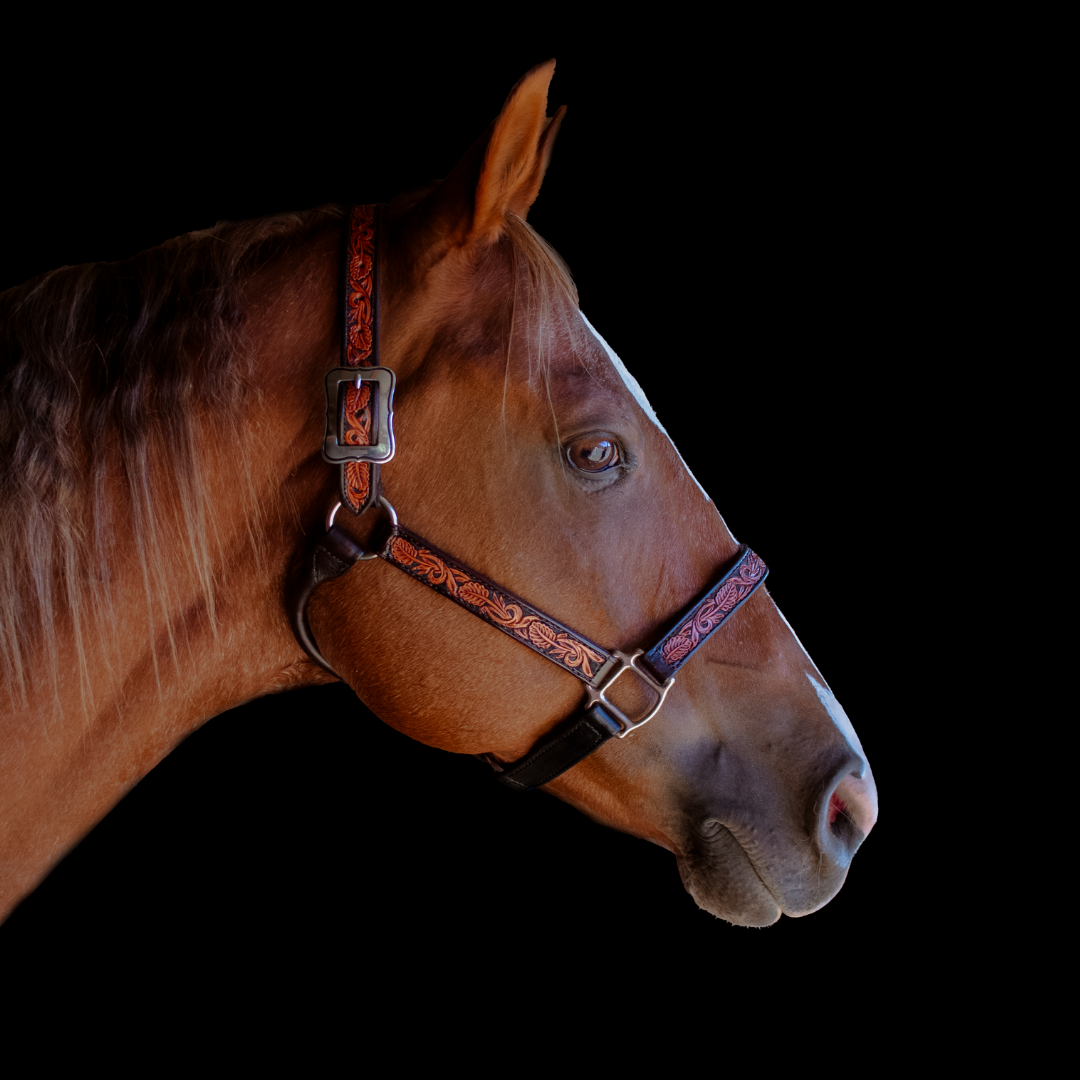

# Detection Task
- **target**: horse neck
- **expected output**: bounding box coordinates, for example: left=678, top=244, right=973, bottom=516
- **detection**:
left=0, top=226, right=341, bottom=917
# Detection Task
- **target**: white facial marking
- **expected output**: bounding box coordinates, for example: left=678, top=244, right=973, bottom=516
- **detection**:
left=771, top=606, right=864, bottom=768
left=579, top=312, right=712, bottom=503
left=581, top=318, right=866, bottom=779
left=580, top=323, right=865, bottom=779
left=772, top=600, right=818, bottom=671
left=808, top=673, right=867, bottom=773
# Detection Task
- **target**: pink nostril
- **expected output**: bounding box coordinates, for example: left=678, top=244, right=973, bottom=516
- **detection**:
left=832, top=772, right=879, bottom=839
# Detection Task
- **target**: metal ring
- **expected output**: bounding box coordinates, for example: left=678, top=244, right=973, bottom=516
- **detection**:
left=325, top=495, right=398, bottom=558
left=353, top=495, right=399, bottom=561
left=377, top=495, right=398, bottom=528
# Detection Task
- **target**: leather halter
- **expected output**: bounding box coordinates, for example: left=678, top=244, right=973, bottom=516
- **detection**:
left=288, top=206, right=769, bottom=790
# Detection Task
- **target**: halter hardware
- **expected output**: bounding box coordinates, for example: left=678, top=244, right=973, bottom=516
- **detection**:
left=322, top=365, right=396, bottom=465
left=585, top=650, right=673, bottom=738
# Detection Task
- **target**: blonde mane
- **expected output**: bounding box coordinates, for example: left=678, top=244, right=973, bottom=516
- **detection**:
left=0, top=205, right=582, bottom=719
left=0, top=206, right=343, bottom=715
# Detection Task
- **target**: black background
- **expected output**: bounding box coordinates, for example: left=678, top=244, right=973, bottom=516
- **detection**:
left=2, top=32, right=938, bottom=993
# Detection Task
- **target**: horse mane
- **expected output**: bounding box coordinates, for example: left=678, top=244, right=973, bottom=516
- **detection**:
left=0, top=201, right=578, bottom=719
left=0, top=205, right=344, bottom=715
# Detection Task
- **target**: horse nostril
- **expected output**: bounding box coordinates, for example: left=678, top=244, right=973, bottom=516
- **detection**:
left=825, top=789, right=860, bottom=855
left=828, top=772, right=878, bottom=848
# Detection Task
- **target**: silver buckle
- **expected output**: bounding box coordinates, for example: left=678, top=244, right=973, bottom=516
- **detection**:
left=322, top=366, right=396, bottom=465
left=585, top=649, right=674, bottom=738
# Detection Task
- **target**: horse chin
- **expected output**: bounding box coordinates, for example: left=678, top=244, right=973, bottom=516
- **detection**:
left=676, top=826, right=784, bottom=928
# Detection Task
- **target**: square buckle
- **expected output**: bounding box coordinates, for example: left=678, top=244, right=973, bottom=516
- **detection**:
left=585, top=649, right=674, bottom=738
left=322, top=366, right=396, bottom=465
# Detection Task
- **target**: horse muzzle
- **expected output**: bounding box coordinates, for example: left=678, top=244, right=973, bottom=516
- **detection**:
left=675, top=746, right=878, bottom=926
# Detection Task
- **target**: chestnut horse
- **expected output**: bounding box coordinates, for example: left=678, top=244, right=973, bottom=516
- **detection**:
left=0, top=61, right=876, bottom=926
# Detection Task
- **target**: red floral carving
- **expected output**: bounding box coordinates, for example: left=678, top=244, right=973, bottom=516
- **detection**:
left=345, top=460, right=370, bottom=507
left=343, top=383, right=372, bottom=447
left=528, top=621, right=558, bottom=650
left=483, top=593, right=520, bottom=624
left=385, top=534, right=607, bottom=679
left=390, top=537, right=417, bottom=562
left=660, top=552, right=767, bottom=668
left=342, top=205, right=377, bottom=512
left=458, top=581, right=491, bottom=607
left=662, top=634, right=695, bottom=666
left=345, top=206, right=376, bottom=368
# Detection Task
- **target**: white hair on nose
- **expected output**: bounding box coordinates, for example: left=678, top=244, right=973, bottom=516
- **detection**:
left=808, top=674, right=868, bottom=772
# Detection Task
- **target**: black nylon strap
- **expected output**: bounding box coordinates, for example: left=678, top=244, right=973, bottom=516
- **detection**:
left=492, top=705, right=623, bottom=790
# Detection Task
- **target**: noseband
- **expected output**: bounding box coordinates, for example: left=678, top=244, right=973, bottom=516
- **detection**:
left=288, top=206, right=768, bottom=790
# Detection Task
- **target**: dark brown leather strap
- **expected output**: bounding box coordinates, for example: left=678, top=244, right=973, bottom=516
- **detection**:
left=491, top=545, right=768, bottom=790
left=379, top=525, right=613, bottom=685
left=340, top=204, right=381, bottom=515
left=288, top=515, right=768, bottom=789
left=642, top=547, right=768, bottom=681
left=287, top=525, right=368, bottom=673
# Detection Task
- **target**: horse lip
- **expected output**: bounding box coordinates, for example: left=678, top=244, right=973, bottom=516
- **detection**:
left=700, top=819, right=782, bottom=903
left=676, top=820, right=784, bottom=927
left=694, top=805, right=860, bottom=920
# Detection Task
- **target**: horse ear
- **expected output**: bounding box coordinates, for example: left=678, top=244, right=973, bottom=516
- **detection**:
left=472, top=60, right=566, bottom=233
left=398, top=61, right=566, bottom=261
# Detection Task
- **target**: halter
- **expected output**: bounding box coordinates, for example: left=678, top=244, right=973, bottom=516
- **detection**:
left=288, top=206, right=768, bottom=790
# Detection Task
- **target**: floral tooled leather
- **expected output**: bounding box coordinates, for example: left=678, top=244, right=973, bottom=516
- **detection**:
left=660, top=551, right=767, bottom=668
left=345, top=206, right=375, bottom=367
left=342, top=205, right=377, bottom=513
left=385, top=532, right=608, bottom=680
left=343, top=381, right=374, bottom=508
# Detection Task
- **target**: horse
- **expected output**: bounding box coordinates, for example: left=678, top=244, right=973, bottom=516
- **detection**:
left=0, top=60, right=876, bottom=927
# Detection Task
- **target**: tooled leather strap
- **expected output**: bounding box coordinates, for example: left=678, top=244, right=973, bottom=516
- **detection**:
left=340, top=205, right=381, bottom=514
left=492, top=545, right=768, bottom=790
left=289, top=518, right=613, bottom=682
left=378, top=534, right=767, bottom=694
left=381, top=526, right=613, bottom=684
left=642, top=547, right=769, bottom=681
left=289, top=519, right=768, bottom=789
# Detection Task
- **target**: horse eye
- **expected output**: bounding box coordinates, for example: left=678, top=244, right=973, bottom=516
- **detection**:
left=566, top=435, right=620, bottom=472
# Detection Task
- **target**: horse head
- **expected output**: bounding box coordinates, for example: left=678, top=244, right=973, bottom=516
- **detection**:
left=0, top=61, right=876, bottom=928
left=302, top=62, right=877, bottom=925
